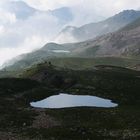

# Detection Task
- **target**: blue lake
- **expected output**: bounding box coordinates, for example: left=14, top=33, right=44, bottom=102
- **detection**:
left=30, top=93, right=118, bottom=109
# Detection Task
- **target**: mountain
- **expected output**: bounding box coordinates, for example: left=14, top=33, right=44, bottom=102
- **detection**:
left=3, top=12, right=140, bottom=71
left=6, top=1, right=37, bottom=19
left=3, top=42, right=74, bottom=71
left=4, top=16, right=140, bottom=71
left=75, top=17, right=140, bottom=58
left=55, top=17, right=140, bottom=58
left=6, top=1, right=73, bottom=22
left=48, top=7, right=73, bottom=24
left=55, top=10, right=140, bottom=43
left=121, top=17, right=140, bottom=31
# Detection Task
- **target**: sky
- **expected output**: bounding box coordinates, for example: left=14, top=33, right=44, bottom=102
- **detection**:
left=0, top=0, right=140, bottom=67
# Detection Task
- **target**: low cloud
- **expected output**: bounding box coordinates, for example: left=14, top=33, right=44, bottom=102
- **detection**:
left=0, top=35, right=47, bottom=67
left=0, top=1, right=72, bottom=66
left=23, top=0, right=140, bottom=25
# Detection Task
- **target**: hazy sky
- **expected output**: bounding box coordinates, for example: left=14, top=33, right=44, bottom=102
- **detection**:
left=23, top=0, right=140, bottom=10
left=0, top=0, right=140, bottom=67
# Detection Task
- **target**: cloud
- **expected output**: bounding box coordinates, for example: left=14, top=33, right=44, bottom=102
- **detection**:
left=0, top=1, right=73, bottom=66
left=23, top=0, right=140, bottom=11
left=22, top=0, right=140, bottom=26
left=0, top=9, right=17, bottom=24
left=0, top=35, right=48, bottom=68
left=0, top=16, right=64, bottom=66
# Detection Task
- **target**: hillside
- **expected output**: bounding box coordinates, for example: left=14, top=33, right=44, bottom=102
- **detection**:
left=3, top=56, right=140, bottom=73
left=75, top=17, right=140, bottom=58
left=121, top=18, right=140, bottom=31
left=0, top=62, right=140, bottom=139
left=55, top=10, right=140, bottom=43
left=2, top=43, right=74, bottom=71
left=4, top=16, right=140, bottom=72
left=55, top=17, right=140, bottom=58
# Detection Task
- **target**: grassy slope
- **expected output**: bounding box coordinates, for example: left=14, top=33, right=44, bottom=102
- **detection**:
left=48, top=57, right=140, bottom=70
left=1, top=57, right=140, bottom=78
left=0, top=63, right=140, bottom=139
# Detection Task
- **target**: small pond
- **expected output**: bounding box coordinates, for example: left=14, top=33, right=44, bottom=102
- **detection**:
left=30, top=93, right=118, bottom=109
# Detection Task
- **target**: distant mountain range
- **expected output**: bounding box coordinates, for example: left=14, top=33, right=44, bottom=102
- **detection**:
left=3, top=10, right=140, bottom=71
left=48, top=7, right=73, bottom=24
left=6, top=1, right=73, bottom=23
left=55, top=10, right=140, bottom=43
left=6, top=1, right=37, bottom=19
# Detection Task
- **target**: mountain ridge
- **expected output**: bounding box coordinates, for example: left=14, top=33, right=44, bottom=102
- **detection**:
left=3, top=11, right=140, bottom=71
left=6, top=1, right=73, bottom=22
left=55, top=10, right=140, bottom=43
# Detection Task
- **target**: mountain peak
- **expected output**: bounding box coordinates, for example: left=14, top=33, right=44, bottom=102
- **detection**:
left=49, top=7, right=73, bottom=23
left=9, top=1, right=36, bottom=11
left=10, top=1, right=30, bottom=7
left=117, top=9, right=140, bottom=17
left=111, top=9, right=140, bottom=22
left=55, top=9, right=140, bottom=43
left=62, top=26, right=76, bottom=32
left=121, top=9, right=137, bottom=13
left=7, top=1, right=37, bottom=19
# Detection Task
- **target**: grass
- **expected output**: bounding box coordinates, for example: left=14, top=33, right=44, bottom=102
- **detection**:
left=47, top=57, right=140, bottom=70
left=0, top=64, right=140, bottom=139
left=24, top=106, right=140, bottom=139
left=1, top=57, right=140, bottom=75
left=0, top=78, right=40, bottom=96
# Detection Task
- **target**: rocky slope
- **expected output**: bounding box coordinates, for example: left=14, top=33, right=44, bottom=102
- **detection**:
left=75, top=18, right=140, bottom=57
left=55, top=10, right=140, bottom=43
